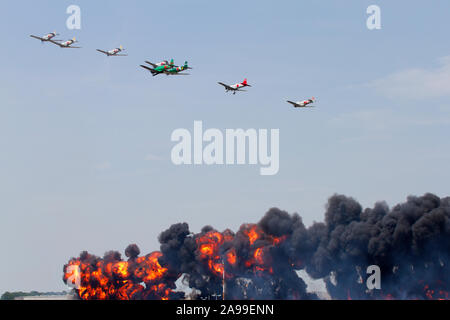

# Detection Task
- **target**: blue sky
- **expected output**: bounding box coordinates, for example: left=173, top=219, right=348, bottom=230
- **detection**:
left=1, top=0, right=450, bottom=292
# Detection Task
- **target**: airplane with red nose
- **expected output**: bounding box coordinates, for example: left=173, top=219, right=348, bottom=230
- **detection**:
left=97, top=45, right=127, bottom=56
left=286, top=97, right=317, bottom=108
left=218, top=79, right=251, bottom=94
left=30, top=31, right=61, bottom=42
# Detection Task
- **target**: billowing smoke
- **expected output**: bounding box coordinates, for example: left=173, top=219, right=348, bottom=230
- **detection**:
left=63, top=193, right=449, bottom=300
left=306, top=193, right=450, bottom=299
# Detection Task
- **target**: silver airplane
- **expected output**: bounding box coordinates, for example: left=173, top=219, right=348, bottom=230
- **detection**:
left=286, top=97, right=316, bottom=108
left=49, top=37, right=81, bottom=49
left=30, top=31, right=61, bottom=42
left=96, top=45, right=127, bottom=56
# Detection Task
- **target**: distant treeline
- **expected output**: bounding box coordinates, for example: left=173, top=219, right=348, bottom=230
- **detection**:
left=1, top=291, right=69, bottom=300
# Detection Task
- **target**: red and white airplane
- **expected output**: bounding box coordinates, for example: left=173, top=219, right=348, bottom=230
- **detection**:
left=218, top=79, right=251, bottom=94
left=30, top=31, right=60, bottom=42
left=96, top=45, right=127, bottom=57
left=286, top=97, right=316, bottom=108
left=49, top=37, right=81, bottom=49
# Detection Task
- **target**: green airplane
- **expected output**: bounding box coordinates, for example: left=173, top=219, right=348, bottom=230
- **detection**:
left=140, top=60, right=191, bottom=76
left=140, top=59, right=175, bottom=76
left=164, top=61, right=191, bottom=76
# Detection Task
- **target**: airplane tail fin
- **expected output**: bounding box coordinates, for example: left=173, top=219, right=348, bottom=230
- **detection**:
left=243, top=78, right=249, bottom=86
left=120, top=45, right=123, bottom=50
left=72, top=37, right=76, bottom=42
left=170, top=59, right=174, bottom=66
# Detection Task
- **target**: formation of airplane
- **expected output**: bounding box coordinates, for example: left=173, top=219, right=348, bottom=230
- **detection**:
left=49, top=37, right=81, bottom=49
left=286, top=97, right=316, bottom=108
left=96, top=45, right=127, bottom=56
left=30, top=32, right=319, bottom=108
left=140, top=60, right=191, bottom=76
left=30, top=31, right=60, bottom=42
left=218, top=79, right=251, bottom=94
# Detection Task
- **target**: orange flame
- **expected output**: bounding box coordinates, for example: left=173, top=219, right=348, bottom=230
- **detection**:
left=226, top=249, right=237, bottom=266
left=196, top=231, right=225, bottom=277
left=63, top=251, right=172, bottom=300
left=243, top=225, right=260, bottom=245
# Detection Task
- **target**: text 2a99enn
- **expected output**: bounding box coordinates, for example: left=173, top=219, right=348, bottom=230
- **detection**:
left=220, top=304, right=274, bottom=316
left=176, top=304, right=274, bottom=317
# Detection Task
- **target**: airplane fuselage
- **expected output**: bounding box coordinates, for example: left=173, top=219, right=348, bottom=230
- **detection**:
left=43, top=33, right=57, bottom=41
left=108, top=48, right=121, bottom=55
left=31, top=32, right=58, bottom=42
left=292, top=99, right=315, bottom=107
left=298, top=99, right=314, bottom=106
left=166, top=66, right=186, bottom=74
left=154, top=64, right=172, bottom=72
left=60, top=40, right=75, bottom=47
left=230, top=83, right=246, bottom=90
left=155, top=61, right=170, bottom=67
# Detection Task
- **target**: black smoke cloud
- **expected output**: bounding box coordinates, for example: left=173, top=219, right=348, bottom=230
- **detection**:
left=65, top=193, right=450, bottom=300
left=160, top=193, right=449, bottom=299
left=302, top=193, right=450, bottom=299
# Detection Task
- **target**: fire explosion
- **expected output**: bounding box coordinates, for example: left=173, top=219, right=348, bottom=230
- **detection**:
left=64, top=193, right=450, bottom=300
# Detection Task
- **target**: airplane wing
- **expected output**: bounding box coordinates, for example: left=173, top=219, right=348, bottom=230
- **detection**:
left=286, top=101, right=298, bottom=107
left=140, top=65, right=154, bottom=72
left=218, top=82, right=233, bottom=90
left=145, top=61, right=157, bottom=68
left=65, top=46, right=82, bottom=49
left=96, top=49, right=108, bottom=55
left=30, top=35, right=43, bottom=41
left=140, top=65, right=162, bottom=76
left=48, top=39, right=62, bottom=46
left=162, top=70, right=190, bottom=75
left=114, top=54, right=128, bottom=56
